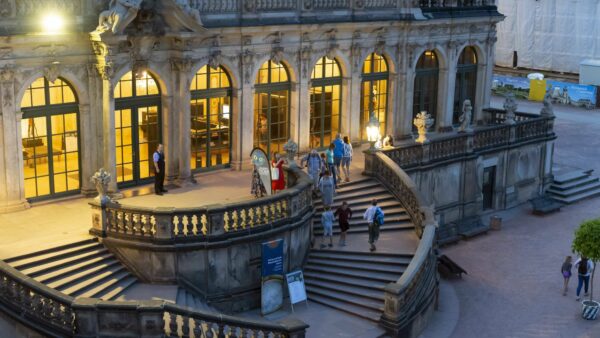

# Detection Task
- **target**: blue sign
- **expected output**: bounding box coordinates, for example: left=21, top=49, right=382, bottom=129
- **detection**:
left=261, top=239, right=284, bottom=315
left=262, top=239, right=284, bottom=277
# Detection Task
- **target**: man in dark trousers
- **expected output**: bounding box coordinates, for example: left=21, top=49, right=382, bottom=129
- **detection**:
left=153, top=144, right=167, bottom=195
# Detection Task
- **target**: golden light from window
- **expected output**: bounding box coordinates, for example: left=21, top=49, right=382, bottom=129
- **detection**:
left=41, top=13, right=64, bottom=35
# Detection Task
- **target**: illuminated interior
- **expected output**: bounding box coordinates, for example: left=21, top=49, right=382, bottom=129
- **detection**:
left=114, top=71, right=161, bottom=185
left=454, top=47, right=478, bottom=124
left=254, top=60, right=291, bottom=156
left=310, top=56, right=342, bottom=149
left=413, top=50, right=439, bottom=130
left=360, top=53, right=388, bottom=141
left=21, top=77, right=79, bottom=199
left=190, top=65, right=231, bottom=170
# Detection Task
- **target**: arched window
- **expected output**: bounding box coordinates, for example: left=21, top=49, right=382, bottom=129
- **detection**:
left=454, top=47, right=478, bottom=124
left=310, top=56, right=342, bottom=149
left=361, top=53, right=388, bottom=141
left=190, top=65, right=232, bottom=170
left=21, top=77, right=80, bottom=200
left=114, top=70, right=161, bottom=186
left=254, top=60, right=290, bottom=156
left=413, top=50, right=439, bottom=130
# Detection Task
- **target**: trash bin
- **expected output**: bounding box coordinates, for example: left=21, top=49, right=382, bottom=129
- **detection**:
left=490, top=215, right=502, bottom=230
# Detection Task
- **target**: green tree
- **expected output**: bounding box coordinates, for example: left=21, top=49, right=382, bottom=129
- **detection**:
left=572, top=218, right=600, bottom=301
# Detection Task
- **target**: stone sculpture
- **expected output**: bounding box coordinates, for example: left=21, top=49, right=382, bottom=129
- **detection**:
left=540, top=90, right=555, bottom=117
left=91, top=168, right=114, bottom=205
left=414, top=111, right=434, bottom=144
left=458, top=99, right=473, bottom=133
left=96, top=0, right=143, bottom=34
left=283, top=139, right=299, bottom=168
left=503, top=92, right=517, bottom=125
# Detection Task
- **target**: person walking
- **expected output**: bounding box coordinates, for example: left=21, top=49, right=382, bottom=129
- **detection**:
left=561, top=256, right=572, bottom=296
left=341, top=136, right=353, bottom=182
left=575, top=256, right=594, bottom=301
left=333, top=133, right=345, bottom=182
left=153, top=144, right=167, bottom=195
left=271, top=153, right=285, bottom=194
left=325, top=143, right=338, bottom=188
left=318, top=170, right=335, bottom=207
left=320, top=206, right=334, bottom=248
left=334, top=201, right=352, bottom=246
left=319, top=152, right=328, bottom=178
left=363, top=199, right=384, bottom=252
left=301, top=149, right=323, bottom=191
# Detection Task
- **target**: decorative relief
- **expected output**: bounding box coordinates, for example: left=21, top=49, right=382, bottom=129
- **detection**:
left=0, top=0, right=14, bottom=17
left=96, top=0, right=143, bottom=34
left=0, top=66, right=14, bottom=83
left=43, top=64, right=60, bottom=83
left=241, top=49, right=254, bottom=84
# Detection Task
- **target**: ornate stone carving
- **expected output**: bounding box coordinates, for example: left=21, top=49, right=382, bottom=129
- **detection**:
left=96, top=62, right=114, bottom=81
left=0, top=65, right=14, bottom=83
left=241, top=49, right=254, bottom=84
left=271, top=46, right=284, bottom=65
left=96, top=0, right=143, bottom=34
left=43, top=64, right=60, bottom=83
left=283, top=139, right=298, bottom=168
left=458, top=99, right=473, bottom=133
left=540, top=89, right=554, bottom=117
left=208, top=51, right=222, bottom=69
left=414, top=111, right=434, bottom=144
left=170, top=57, right=192, bottom=73
left=503, top=93, right=517, bottom=125
left=0, top=0, right=13, bottom=17
left=300, top=45, right=312, bottom=79
left=92, top=168, right=114, bottom=205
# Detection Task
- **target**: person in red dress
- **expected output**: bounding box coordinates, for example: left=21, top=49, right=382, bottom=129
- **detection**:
left=271, top=152, right=286, bottom=193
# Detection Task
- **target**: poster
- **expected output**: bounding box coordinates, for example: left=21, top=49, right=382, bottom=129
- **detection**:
left=261, top=239, right=284, bottom=315
left=286, top=270, right=307, bottom=305
left=251, top=147, right=272, bottom=196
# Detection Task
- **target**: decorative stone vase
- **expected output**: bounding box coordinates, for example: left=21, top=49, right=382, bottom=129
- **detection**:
left=582, top=300, right=599, bottom=320
left=91, top=168, right=113, bottom=205
left=413, top=111, right=434, bottom=144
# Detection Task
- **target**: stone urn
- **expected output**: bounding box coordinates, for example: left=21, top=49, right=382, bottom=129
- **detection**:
left=413, top=111, right=434, bottom=144
left=582, top=300, right=599, bottom=320
left=283, top=138, right=299, bottom=168
left=91, top=168, right=113, bottom=205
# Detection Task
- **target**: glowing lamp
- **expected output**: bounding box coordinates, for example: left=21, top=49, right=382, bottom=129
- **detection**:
left=366, top=111, right=381, bottom=150
left=41, top=13, right=64, bottom=35
left=222, top=104, right=230, bottom=120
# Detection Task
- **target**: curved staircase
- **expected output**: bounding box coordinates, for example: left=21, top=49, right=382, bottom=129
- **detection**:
left=305, top=177, right=418, bottom=322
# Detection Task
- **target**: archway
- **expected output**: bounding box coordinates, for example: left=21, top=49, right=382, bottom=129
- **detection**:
left=360, top=53, right=389, bottom=141
left=454, top=46, right=478, bottom=124
left=114, top=70, right=161, bottom=186
left=20, top=77, right=80, bottom=200
left=254, top=60, right=291, bottom=156
left=310, top=56, right=342, bottom=149
left=413, top=50, right=439, bottom=130
left=189, top=65, right=232, bottom=170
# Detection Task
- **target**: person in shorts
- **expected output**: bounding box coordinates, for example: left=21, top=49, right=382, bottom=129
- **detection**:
left=335, top=201, right=352, bottom=246
left=561, top=255, right=572, bottom=296
left=341, top=136, right=353, bottom=182
left=320, top=206, right=334, bottom=248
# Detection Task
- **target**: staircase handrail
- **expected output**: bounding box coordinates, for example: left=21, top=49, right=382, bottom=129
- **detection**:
left=0, top=260, right=308, bottom=337
left=90, top=166, right=314, bottom=244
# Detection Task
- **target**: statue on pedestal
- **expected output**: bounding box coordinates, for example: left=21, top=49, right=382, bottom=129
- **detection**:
left=458, top=99, right=473, bottom=133
left=540, top=90, right=555, bottom=117
left=503, top=93, right=518, bottom=125
left=414, top=111, right=434, bottom=144
left=92, top=168, right=114, bottom=205
left=283, top=139, right=299, bottom=168
left=96, top=0, right=143, bottom=34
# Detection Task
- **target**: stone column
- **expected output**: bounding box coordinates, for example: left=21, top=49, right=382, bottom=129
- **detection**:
left=297, top=78, right=311, bottom=153
left=84, top=64, right=103, bottom=196
left=78, top=104, right=96, bottom=196
left=340, top=77, right=351, bottom=139
left=0, top=67, right=30, bottom=212
left=236, top=82, right=254, bottom=170
left=289, top=81, right=300, bottom=150
left=436, top=66, right=452, bottom=132
left=348, top=70, right=362, bottom=143
left=440, top=53, right=458, bottom=131
left=161, top=95, right=178, bottom=186
left=479, top=37, right=497, bottom=121
left=100, top=68, right=120, bottom=196
left=171, top=59, right=195, bottom=186
left=229, top=86, right=243, bottom=170
left=386, top=72, right=398, bottom=138
left=398, top=67, right=416, bottom=140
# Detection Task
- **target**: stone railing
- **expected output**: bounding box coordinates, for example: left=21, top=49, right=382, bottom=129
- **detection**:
left=363, top=151, right=438, bottom=336
left=382, top=112, right=555, bottom=171
left=419, top=0, right=496, bottom=7
left=91, top=166, right=312, bottom=244
left=0, top=261, right=308, bottom=338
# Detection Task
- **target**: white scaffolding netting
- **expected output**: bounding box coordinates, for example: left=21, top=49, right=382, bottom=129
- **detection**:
left=496, top=0, right=600, bottom=74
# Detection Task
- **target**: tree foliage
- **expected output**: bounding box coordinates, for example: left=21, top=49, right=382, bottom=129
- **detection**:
left=572, top=218, right=600, bottom=262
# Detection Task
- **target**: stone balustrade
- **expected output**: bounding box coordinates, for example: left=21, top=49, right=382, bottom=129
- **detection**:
left=419, top=0, right=496, bottom=7
left=91, top=166, right=312, bottom=244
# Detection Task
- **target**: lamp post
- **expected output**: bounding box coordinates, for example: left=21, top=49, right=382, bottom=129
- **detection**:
left=366, top=111, right=381, bottom=150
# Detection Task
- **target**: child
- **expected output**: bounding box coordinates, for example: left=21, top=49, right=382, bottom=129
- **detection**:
left=320, top=206, right=334, bottom=248
left=561, top=256, right=572, bottom=296
left=335, top=201, right=352, bottom=246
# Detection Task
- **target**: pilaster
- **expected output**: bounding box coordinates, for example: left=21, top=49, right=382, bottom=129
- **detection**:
left=297, top=78, right=311, bottom=153
left=436, top=67, right=452, bottom=132
left=349, top=69, right=362, bottom=143
left=171, top=58, right=195, bottom=187
left=78, top=104, right=96, bottom=196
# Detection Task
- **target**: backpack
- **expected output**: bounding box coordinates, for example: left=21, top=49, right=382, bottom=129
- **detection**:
left=374, top=207, right=384, bottom=226
left=578, top=258, right=588, bottom=275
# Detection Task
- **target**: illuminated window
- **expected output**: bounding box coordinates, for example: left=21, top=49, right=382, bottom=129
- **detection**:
left=256, top=60, right=289, bottom=85
left=413, top=50, right=439, bottom=130
left=360, top=53, right=389, bottom=141
left=310, top=57, right=342, bottom=149
left=454, top=47, right=478, bottom=124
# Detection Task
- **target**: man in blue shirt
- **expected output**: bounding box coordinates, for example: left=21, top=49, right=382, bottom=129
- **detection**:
left=332, top=133, right=345, bottom=183
left=153, top=144, right=167, bottom=195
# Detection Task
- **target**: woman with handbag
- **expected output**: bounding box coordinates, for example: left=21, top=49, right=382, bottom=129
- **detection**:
left=271, top=152, right=285, bottom=193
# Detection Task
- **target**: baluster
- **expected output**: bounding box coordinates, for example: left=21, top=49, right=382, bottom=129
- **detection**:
left=240, top=209, right=247, bottom=229
left=248, top=208, right=255, bottom=228
left=224, top=211, right=230, bottom=232
left=231, top=210, right=239, bottom=231
left=201, top=214, right=208, bottom=235
left=270, top=204, right=276, bottom=222
left=191, top=214, right=199, bottom=236
left=255, top=206, right=263, bottom=226
left=263, top=205, right=270, bottom=223
left=183, top=215, right=190, bottom=236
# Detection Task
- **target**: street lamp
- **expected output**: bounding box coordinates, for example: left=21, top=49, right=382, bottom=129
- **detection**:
left=366, top=111, right=381, bottom=150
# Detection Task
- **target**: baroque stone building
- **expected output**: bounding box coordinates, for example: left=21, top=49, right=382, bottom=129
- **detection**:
left=0, top=0, right=501, bottom=211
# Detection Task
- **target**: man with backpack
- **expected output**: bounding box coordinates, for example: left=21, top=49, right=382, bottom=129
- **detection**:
left=363, top=199, right=384, bottom=252
left=574, top=256, right=594, bottom=301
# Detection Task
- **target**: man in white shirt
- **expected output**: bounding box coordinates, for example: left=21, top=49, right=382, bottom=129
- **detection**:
left=574, top=256, right=594, bottom=301
left=363, top=199, right=384, bottom=252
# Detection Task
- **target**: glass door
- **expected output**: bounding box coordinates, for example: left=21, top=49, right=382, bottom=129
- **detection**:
left=190, top=96, right=231, bottom=169
left=310, top=84, right=341, bottom=149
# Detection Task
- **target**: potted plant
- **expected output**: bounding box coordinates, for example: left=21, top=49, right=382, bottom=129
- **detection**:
left=572, top=218, right=600, bottom=320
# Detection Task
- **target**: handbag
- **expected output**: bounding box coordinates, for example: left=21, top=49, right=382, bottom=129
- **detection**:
left=271, top=167, right=280, bottom=181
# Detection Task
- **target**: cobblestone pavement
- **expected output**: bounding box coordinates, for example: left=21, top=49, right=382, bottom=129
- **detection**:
left=436, top=97, right=600, bottom=338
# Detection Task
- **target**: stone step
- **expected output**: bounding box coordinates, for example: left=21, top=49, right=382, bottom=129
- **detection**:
left=306, top=258, right=406, bottom=275
left=313, top=222, right=414, bottom=236
left=304, top=279, right=385, bottom=302
left=313, top=208, right=409, bottom=225
left=547, top=180, right=600, bottom=198
left=4, top=238, right=98, bottom=264
left=304, top=264, right=399, bottom=283
left=10, top=242, right=104, bottom=270
left=315, top=187, right=390, bottom=204
left=306, top=285, right=384, bottom=315
left=96, top=276, right=138, bottom=301
left=549, top=187, right=600, bottom=204
left=333, top=179, right=380, bottom=193
left=21, top=247, right=111, bottom=277
left=307, top=293, right=381, bottom=323
left=36, top=253, right=116, bottom=284
left=549, top=176, right=599, bottom=191
left=313, top=204, right=406, bottom=220
left=59, top=265, right=129, bottom=296
left=553, top=170, right=593, bottom=184
left=303, top=271, right=386, bottom=292
left=47, top=258, right=122, bottom=290
left=308, top=250, right=413, bottom=266
left=76, top=270, right=135, bottom=299
left=314, top=197, right=397, bottom=213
